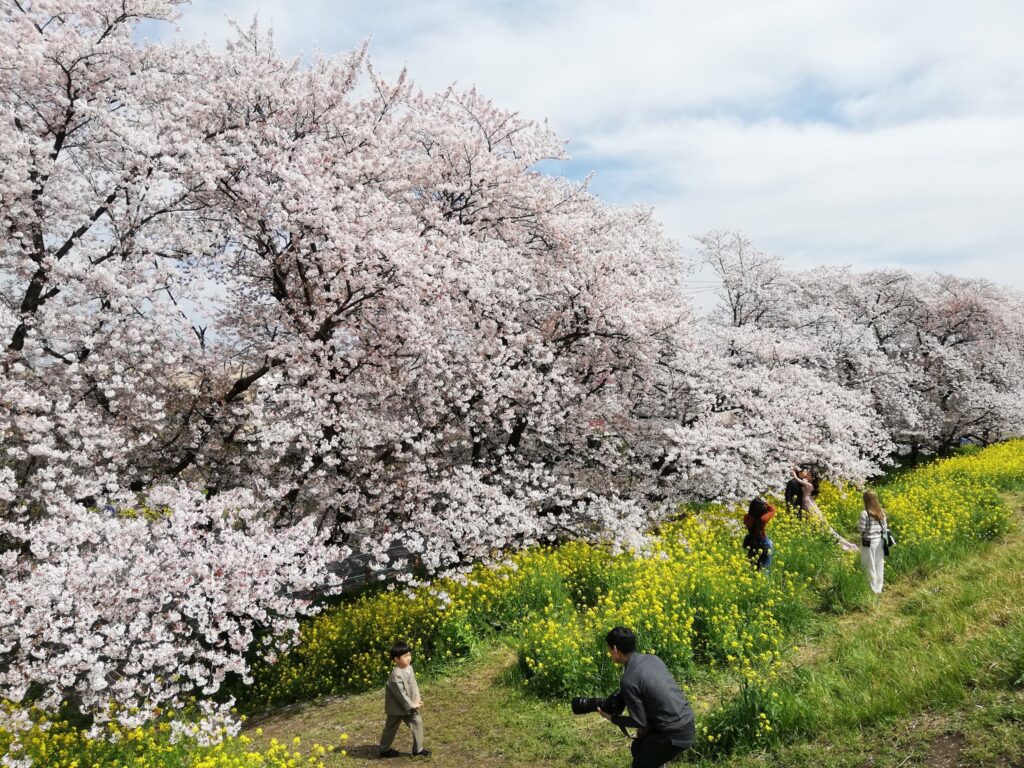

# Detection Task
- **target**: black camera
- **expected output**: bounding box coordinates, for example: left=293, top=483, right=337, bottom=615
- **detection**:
left=571, top=691, right=624, bottom=716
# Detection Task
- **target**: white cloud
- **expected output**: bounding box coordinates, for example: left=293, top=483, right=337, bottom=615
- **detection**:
left=578, top=114, right=1024, bottom=275
left=154, top=0, right=1024, bottom=288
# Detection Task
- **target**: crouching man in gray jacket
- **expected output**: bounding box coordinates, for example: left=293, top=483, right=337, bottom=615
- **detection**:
left=599, top=626, right=696, bottom=768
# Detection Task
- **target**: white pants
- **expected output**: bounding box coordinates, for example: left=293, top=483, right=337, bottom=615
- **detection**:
left=861, top=539, right=885, bottom=594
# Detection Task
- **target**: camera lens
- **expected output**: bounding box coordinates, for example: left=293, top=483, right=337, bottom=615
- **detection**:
left=571, top=697, right=600, bottom=715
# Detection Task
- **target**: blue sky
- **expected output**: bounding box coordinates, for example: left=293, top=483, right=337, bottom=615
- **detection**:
left=144, top=1, right=1024, bottom=295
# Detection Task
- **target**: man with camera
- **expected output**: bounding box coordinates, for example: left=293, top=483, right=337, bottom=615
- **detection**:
left=596, top=626, right=696, bottom=767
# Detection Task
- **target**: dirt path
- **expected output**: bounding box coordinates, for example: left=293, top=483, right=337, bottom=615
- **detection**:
left=246, top=644, right=630, bottom=768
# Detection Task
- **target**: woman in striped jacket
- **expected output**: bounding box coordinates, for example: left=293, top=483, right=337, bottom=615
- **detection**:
left=857, top=490, right=888, bottom=594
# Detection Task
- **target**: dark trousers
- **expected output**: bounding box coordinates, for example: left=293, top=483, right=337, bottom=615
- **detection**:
left=630, top=727, right=692, bottom=768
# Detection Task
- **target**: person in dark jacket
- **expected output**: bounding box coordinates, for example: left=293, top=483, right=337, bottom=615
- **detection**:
left=599, top=626, right=695, bottom=768
left=784, top=474, right=805, bottom=520
left=742, top=497, right=776, bottom=572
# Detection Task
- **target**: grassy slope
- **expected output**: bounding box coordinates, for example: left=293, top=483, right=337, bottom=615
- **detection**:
left=248, top=493, right=1024, bottom=768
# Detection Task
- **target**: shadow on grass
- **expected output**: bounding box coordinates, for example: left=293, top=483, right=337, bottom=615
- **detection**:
left=339, top=743, right=386, bottom=760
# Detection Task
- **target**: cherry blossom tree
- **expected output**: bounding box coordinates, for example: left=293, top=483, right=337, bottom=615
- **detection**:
left=686, top=232, right=894, bottom=492
left=697, top=230, right=1024, bottom=459
left=0, top=0, right=698, bottom=729
left=905, top=273, right=1024, bottom=451
left=0, top=0, right=389, bottom=734
left=0, top=485, right=342, bottom=728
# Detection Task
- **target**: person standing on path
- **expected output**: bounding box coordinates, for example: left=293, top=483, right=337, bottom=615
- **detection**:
left=379, top=641, right=430, bottom=758
left=858, top=489, right=888, bottom=594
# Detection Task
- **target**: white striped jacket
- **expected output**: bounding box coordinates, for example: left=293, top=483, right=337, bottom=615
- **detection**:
left=857, top=510, right=887, bottom=541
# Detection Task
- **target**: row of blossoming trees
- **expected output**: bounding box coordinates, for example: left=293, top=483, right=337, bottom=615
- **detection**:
left=2, top=0, right=1024, bottom=741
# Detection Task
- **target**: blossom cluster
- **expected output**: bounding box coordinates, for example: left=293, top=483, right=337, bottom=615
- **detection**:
left=0, top=486, right=342, bottom=735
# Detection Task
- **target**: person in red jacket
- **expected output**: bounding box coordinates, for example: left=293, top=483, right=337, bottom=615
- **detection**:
left=742, top=497, right=776, bottom=572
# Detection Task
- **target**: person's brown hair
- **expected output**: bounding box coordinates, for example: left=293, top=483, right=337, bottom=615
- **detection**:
left=863, top=489, right=885, bottom=521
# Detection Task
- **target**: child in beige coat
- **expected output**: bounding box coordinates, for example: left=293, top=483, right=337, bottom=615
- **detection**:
left=379, top=641, right=430, bottom=758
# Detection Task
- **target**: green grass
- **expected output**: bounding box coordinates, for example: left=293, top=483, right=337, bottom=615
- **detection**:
left=245, top=645, right=630, bottom=767
left=763, top=521, right=1024, bottom=734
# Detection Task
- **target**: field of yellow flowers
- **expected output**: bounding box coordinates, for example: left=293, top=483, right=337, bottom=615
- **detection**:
left=0, top=706, right=349, bottom=768
left=3, top=441, right=1022, bottom=766
left=241, top=442, right=1020, bottom=712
